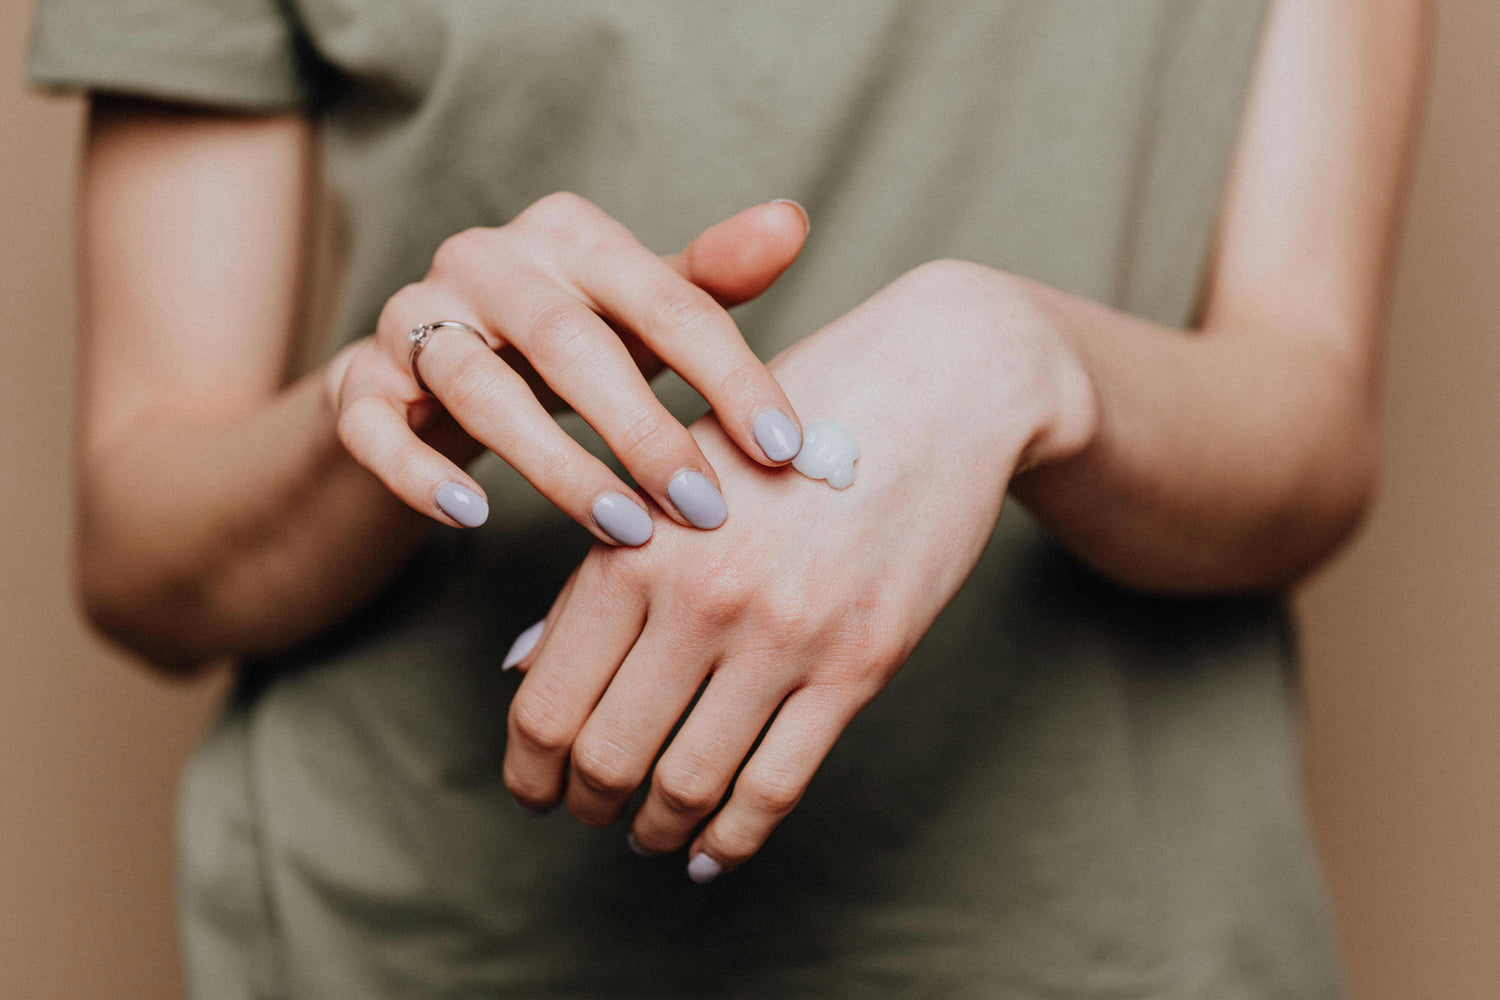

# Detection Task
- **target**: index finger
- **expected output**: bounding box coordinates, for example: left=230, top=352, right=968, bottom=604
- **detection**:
left=565, top=208, right=808, bottom=466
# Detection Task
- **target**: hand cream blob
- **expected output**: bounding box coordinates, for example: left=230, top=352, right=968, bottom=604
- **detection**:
left=791, top=419, right=859, bottom=489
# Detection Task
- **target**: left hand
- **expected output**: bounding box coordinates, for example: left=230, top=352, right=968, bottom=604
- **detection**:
left=501, top=261, right=1098, bottom=878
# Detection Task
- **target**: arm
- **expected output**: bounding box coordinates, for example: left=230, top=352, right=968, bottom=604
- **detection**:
left=500, top=0, right=1431, bottom=876
left=75, top=99, right=808, bottom=673
left=73, top=100, right=412, bottom=673
left=1011, top=0, right=1430, bottom=591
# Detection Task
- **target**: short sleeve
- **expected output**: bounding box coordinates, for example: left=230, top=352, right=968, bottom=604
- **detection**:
left=27, top=0, right=318, bottom=110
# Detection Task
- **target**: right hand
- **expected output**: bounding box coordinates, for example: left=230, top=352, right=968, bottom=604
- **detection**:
left=325, top=192, right=810, bottom=543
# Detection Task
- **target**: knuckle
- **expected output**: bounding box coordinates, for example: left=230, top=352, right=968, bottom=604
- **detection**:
left=505, top=787, right=557, bottom=817
left=501, top=762, right=546, bottom=805
left=678, top=562, right=752, bottom=629
left=705, top=820, right=768, bottom=865
left=612, top=406, right=679, bottom=463
left=510, top=691, right=573, bottom=754
left=520, top=191, right=596, bottom=232
left=906, top=257, right=986, bottom=291
left=708, top=834, right=759, bottom=866
left=390, top=447, right=432, bottom=495
left=652, top=767, right=720, bottom=817
left=528, top=443, right=586, bottom=494
left=862, top=616, right=911, bottom=672
left=430, top=227, right=494, bottom=275
left=716, top=358, right=769, bottom=407
left=646, top=280, right=722, bottom=339
left=443, top=352, right=505, bottom=413
left=378, top=282, right=430, bottom=334
left=744, top=584, right=819, bottom=644
left=570, top=736, right=639, bottom=796
left=524, top=302, right=597, bottom=368
left=804, top=615, right=905, bottom=707
left=737, top=769, right=804, bottom=816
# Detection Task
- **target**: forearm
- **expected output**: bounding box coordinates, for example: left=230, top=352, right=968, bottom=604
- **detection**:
left=77, top=367, right=478, bottom=671
left=1008, top=274, right=1376, bottom=592
left=1002, top=0, right=1424, bottom=593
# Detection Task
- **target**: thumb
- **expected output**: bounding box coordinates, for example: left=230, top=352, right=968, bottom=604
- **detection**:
left=663, top=200, right=810, bottom=307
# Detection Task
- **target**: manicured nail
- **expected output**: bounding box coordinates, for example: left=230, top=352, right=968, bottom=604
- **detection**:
left=667, top=471, right=727, bottom=529
left=687, top=852, right=723, bottom=884
left=753, top=410, right=802, bottom=463
left=501, top=619, right=545, bottom=671
left=435, top=482, right=488, bottom=527
left=770, top=198, right=810, bottom=233
left=515, top=799, right=547, bottom=817
left=626, top=832, right=655, bottom=857
left=592, top=491, right=653, bottom=546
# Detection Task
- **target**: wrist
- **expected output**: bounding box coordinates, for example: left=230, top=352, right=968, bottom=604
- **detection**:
left=974, top=268, right=1101, bottom=478
left=885, top=261, right=1099, bottom=479
left=765, top=260, right=1098, bottom=498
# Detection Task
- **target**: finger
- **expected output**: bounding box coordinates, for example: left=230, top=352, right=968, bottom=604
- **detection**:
left=464, top=274, right=729, bottom=530
left=627, top=663, right=796, bottom=855
left=335, top=391, right=490, bottom=528
left=503, top=555, right=648, bottom=812
left=679, top=686, right=852, bottom=883
left=663, top=199, right=810, bottom=307
left=411, top=319, right=659, bottom=546
left=500, top=565, right=580, bottom=673
left=567, top=218, right=806, bottom=466
left=589, top=199, right=811, bottom=389
left=564, top=620, right=717, bottom=827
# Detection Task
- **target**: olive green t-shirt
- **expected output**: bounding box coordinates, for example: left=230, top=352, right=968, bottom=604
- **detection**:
left=30, top=2, right=1342, bottom=997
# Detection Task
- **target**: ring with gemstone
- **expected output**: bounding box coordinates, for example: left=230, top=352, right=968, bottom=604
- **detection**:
left=407, top=321, right=486, bottom=396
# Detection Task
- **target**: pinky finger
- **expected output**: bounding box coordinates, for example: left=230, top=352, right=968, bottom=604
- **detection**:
left=684, top=686, right=853, bottom=884
left=500, top=566, right=581, bottom=674
left=337, top=393, right=490, bottom=528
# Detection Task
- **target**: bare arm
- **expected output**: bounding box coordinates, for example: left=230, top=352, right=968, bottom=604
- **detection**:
left=74, top=100, right=807, bottom=673
left=1011, top=0, right=1430, bottom=590
left=497, top=0, right=1434, bottom=873
left=75, top=101, right=450, bottom=672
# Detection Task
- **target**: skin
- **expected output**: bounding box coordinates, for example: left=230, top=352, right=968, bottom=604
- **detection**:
left=76, top=100, right=808, bottom=669
left=505, top=0, right=1431, bottom=876
left=329, top=190, right=811, bottom=540
left=74, top=1, right=1427, bottom=876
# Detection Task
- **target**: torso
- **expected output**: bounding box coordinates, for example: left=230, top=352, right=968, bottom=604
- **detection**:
left=176, top=3, right=1342, bottom=996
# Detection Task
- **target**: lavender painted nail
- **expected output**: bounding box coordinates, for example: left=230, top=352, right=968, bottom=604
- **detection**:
left=753, top=410, right=802, bottom=462
left=687, top=853, right=723, bottom=884
left=592, top=492, right=654, bottom=546
left=501, top=619, right=545, bottom=671
left=435, top=482, right=488, bottom=527
left=626, top=832, right=654, bottom=857
left=667, top=471, right=727, bottom=529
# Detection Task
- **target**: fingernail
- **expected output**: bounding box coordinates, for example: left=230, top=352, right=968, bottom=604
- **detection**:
left=626, top=832, right=655, bottom=857
left=667, top=471, right=727, bottom=530
left=770, top=198, right=810, bottom=233
left=501, top=619, right=545, bottom=671
left=515, top=799, right=547, bottom=817
left=592, top=491, right=654, bottom=546
left=753, top=410, right=802, bottom=462
left=435, top=482, right=488, bottom=527
left=687, top=852, right=723, bottom=884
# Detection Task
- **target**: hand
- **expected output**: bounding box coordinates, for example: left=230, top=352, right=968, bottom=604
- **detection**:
left=324, top=193, right=811, bottom=542
left=501, top=260, right=1099, bottom=878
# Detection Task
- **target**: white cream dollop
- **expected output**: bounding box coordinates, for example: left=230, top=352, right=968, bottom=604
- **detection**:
left=791, top=418, right=859, bottom=489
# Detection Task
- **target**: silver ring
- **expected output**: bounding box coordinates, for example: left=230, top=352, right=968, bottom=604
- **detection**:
left=407, top=321, right=485, bottom=396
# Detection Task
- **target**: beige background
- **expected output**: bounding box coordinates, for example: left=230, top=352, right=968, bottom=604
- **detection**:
left=2, top=3, right=1495, bottom=997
